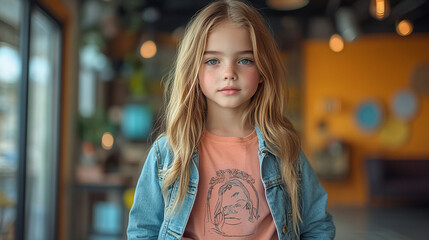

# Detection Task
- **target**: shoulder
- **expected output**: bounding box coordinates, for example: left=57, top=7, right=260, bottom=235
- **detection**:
left=295, top=150, right=309, bottom=182
left=150, top=135, right=174, bottom=167
left=152, top=135, right=168, bottom=152
left=297, top=150, right=315, bottom=173
left=297, top=150, right=307, bottom=167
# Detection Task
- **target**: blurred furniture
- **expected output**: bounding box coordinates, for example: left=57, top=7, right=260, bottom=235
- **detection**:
left=367, top=158, right=429, bottom=202
left=0, top=168, right=16, bottom=240
left=73, top=183, right=128, bottom=240
left=0, top=190, right=15, bottom=239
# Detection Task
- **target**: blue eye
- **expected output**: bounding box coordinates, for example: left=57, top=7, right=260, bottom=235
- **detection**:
left=206, top=59, right=219, bottom=65
left=239, top=59, right=252, bottom=64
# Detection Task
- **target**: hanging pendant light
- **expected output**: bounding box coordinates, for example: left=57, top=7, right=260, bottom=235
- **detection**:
left=329, top=34, right=344, bottom=53
left=267, top=0, right=309, bottom=10
left=396, top=19, right=413, bottom=36
left=369, top=0, right=390, bottom=20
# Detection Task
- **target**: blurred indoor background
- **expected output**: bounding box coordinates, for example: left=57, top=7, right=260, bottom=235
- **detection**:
left=0, top=0, right=428, bottom=239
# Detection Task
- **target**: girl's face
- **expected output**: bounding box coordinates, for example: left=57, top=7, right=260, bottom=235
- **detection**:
left=198, top=21, right=261, bottom=113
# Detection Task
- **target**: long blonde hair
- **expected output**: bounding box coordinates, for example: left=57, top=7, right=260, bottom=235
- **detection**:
left=161, top=0, right=302, bottom=234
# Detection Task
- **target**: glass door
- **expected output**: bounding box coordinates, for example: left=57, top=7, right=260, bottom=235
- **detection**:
left=0, top=0, right=23, bottom=239
left=25, top=6, right=62, bottom=240
left=0, top=1, right=62, bottom=239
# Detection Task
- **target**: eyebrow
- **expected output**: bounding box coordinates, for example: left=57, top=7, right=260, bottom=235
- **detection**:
left=203, top=50, right=253, bottom=55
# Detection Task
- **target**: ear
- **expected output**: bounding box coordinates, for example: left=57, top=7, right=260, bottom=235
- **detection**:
left=258, top=76, right=263, bottom=83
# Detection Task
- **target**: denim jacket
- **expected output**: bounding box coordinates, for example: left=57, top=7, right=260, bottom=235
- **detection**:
left=127, top=127, right=335, bottom=239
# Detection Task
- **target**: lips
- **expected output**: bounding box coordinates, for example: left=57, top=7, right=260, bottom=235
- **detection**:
left=219, top=86, right=240, bottom=95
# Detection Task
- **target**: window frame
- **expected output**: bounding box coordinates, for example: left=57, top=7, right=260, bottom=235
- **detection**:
left=16, top=0, right=63, bottom=239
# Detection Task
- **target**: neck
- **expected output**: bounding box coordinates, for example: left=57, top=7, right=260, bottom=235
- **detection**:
left=206, top=106, right=253, bottom=138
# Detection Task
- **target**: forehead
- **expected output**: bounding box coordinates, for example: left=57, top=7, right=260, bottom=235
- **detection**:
left=205, top=21, right=253, bottom=51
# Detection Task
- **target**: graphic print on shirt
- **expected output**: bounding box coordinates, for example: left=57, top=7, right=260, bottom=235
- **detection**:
left=205, top=169, right=260, bottom=237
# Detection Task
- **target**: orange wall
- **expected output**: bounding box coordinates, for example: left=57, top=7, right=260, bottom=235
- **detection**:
left=303, top=34, right=429, bottom=205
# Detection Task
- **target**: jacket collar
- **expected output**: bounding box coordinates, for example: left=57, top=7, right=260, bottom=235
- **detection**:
left=255, top=125, right=275, bottom=156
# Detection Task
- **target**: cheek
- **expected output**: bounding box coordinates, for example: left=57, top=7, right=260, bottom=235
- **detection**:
left=198, top=68, right=216, bottom=95
left=242, top=69, right=261, bottom=91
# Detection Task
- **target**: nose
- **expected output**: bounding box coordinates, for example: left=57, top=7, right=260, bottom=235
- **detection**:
left=223, top=64, right=237, bottom=80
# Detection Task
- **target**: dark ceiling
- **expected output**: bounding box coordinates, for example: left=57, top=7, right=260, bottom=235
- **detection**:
left=133, top=0, right=429, bottom=34
left=110, top=0, right=429, bottom=49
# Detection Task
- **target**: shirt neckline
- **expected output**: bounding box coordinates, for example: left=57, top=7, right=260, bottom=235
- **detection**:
left=202, top=129, right=257, bottom=144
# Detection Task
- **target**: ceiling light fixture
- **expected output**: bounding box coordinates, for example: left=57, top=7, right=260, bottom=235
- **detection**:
left=329, top=34, right=344, bottom=53
left=335, top=7, right=360, bottom=42
left=396, top=19, right=413, bottom=36
left=369, top=0, right=390, bottom=20
left=139, top=40, right=157, bottom=59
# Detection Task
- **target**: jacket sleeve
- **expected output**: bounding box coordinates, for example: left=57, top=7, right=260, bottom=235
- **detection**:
left=299, top=152, right=336, bottom=239
left=127, top=140, right=165, bottom=239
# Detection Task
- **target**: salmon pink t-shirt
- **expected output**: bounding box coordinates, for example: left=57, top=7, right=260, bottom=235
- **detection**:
left=182, top=130, right=277, bottom=240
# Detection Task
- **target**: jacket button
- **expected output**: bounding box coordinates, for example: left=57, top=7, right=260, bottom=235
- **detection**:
left=282, top=225, right=288, bottom=233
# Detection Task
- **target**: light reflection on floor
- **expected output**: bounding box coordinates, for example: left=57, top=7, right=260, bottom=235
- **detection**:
left=329, top=205, right=429, bottom=240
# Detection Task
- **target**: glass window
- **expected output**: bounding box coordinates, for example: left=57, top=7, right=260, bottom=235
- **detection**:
left=0, top=0, right=21, bottom=239
left=25, top=7, right=61, bottom=240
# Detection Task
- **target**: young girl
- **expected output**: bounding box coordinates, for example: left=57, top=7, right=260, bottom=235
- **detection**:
left=127, top=0, right=335, bottom=239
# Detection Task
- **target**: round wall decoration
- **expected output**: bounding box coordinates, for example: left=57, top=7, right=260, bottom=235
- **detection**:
left=391, top=89, right=418, bottom=121
left=355, top=100, right=384, bottom=132
left=378, top=118, right=410, bottom=148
